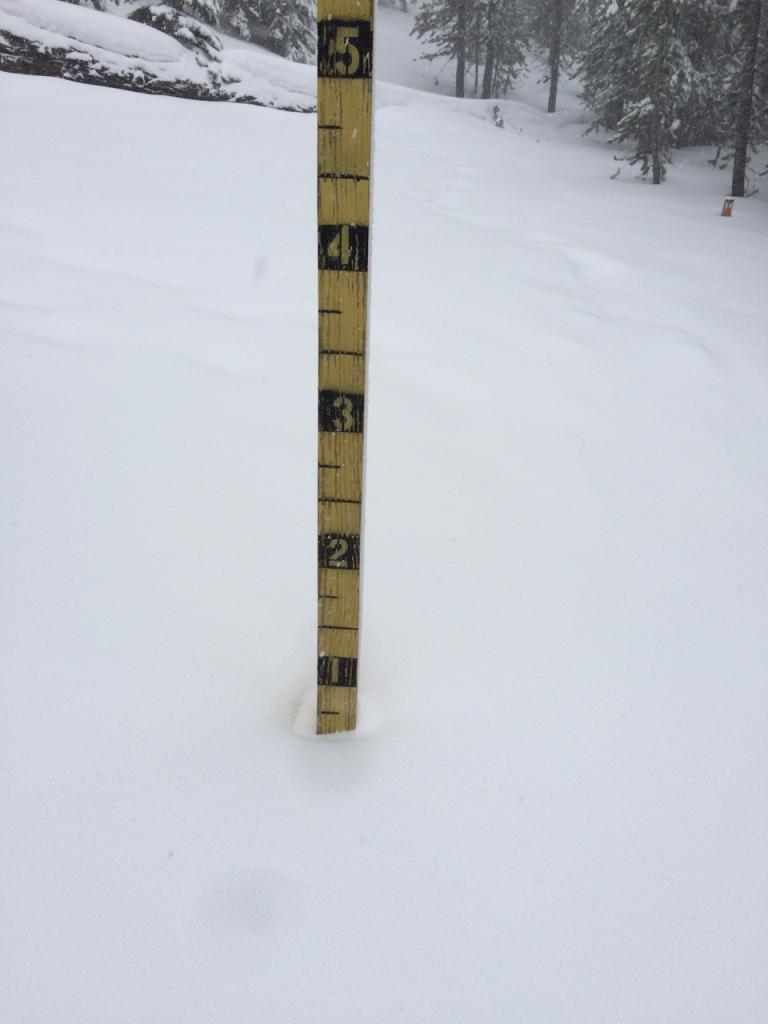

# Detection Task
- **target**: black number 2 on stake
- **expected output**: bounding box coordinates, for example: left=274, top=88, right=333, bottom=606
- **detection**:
left=316, top=0, right=373, bottom=734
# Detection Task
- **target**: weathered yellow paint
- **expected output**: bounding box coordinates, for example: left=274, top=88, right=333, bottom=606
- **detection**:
left=318, top=568, right=360, bottom=628
left=318, top=626, right=359, bottom=660
left=318, top=433, right=363, bottom=502
left=317, top=2, right=373, bottom=734
left=319, top=351, right=366, bottom=393
left=318, top=81, right=372, bottom=178
left=318, top=178, right=370, bottom=226
left=319, top=271, right=367, bottom=353
left=316, top=684, right=357, bottom=729
left=318, top=0, right=373, bottom=22
left=318, top=499, right=361, bottom=537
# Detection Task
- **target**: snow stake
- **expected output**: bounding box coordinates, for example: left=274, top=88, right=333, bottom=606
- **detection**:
left=316, top=0, right=374, bottom=733
left=721, top=198, right=734, bottom=217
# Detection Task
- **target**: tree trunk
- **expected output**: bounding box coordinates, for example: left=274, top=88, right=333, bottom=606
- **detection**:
left=547, top=0, right=563, bottom=113
left=606, top=97, right=624, bottom=130
left=651, top=60, right=662, bottom=185
left=473, top=8, right=480, bottom=95
left=651, top=150, right=662, bottom=185
left=481, top=2, right=495, bottom=100
left=731, top=0, right=763, bottom=197
left=455, top=0, right=466, bottom=98
left=650, top=9, right=666, bottom=185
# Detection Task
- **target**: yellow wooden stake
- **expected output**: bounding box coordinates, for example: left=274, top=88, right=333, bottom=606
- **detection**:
left=316, top=0, right=374, bottom=733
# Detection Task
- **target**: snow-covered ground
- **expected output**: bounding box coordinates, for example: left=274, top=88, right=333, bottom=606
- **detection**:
left=0, top=0, right=315, bottom=109
left=2, top=9, right=768, bottom=1023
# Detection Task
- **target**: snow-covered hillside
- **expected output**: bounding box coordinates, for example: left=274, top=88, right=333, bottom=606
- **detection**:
left=2, top=9, right=768, bottom=1024
left=0, top=0, right=315, bottom=109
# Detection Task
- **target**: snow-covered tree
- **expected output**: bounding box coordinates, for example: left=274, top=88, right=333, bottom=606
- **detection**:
left=722, top=0, right=767, bottom=196
left=670, top=1, right=729, bottom=146
left=412, top=0, right=526, bottom=99
left=581, top=0, right=631, bottom=131
left=520, top=0, right=587, bottom=112
left=128, top=1, right=223, bottom=65
left=411, top=0, right=471, bottom=96
left=614, top=1, right=697, bottom=183
left=482, top=0, right=527, bottom=97
left=582, top=0, right=717, bottom=182
left=546, top=0, right=566, bottom=111
left=128, top=1, right=222, bottom=61
left=220, top=0, right=315, bottom=61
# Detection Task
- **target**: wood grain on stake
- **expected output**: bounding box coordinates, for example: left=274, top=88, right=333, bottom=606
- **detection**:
left=316, top=0, right=373, bottom=733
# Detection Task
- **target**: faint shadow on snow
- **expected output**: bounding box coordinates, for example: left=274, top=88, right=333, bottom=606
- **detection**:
left=198, top=867, right=295, bottom=939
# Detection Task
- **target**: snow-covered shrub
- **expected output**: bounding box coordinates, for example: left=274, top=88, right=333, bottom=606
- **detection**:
left=128, top=0, right=223, bottom=65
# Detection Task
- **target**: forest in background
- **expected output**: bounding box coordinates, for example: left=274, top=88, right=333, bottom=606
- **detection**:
left=411, top=0, right=768, bottom=194
left=3, top=2, right=768, bottom=1020
left=5, top=0, right=768, bottom=195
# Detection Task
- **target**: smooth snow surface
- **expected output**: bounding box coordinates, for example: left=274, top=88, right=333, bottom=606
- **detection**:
left=220, top=35, right=315, bottom=103
left=2, top=11, right=768, bottom=1023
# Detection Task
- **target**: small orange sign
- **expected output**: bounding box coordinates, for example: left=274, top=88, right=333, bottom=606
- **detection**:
left=721, top=198, right=734, bottom=217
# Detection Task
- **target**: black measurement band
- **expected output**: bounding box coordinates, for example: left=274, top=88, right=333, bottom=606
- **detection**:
left=318, top=224, right=369, bottom=272
left=319, top=174, right=371, bottom=182
left=318, top=533, right=360, bottom=570
left=318, top=21, right=373, bottom=79
left=318, top=656, right=358, bottom=687
left=318, top=389, right=364, bottom=433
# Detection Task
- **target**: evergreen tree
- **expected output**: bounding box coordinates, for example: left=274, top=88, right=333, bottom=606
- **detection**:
left=581, top=0, right=633, bottom=132
left=725, top=0, right=766, bottom=196
left=220, top=0, right=315, bottom=61
left=520, top=0, right=575, bottom=112
left=521, top=0, right=595, bottom=111
left=456, top=0, right=468, bottom=97
left=129, top=1, right=223, bottom=65
left=614, top=0, right=697, bottom=183
left=484, top=0, right=527, bottom=96
left=583, top=0, right=716, bottom=183
left=411, top=0, right=472, bottom=97
left=672, top=0, right=729, bottom=145
left=547, top=0, right=565, bottom=111
left=412, top=0, right=525, bottom=99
